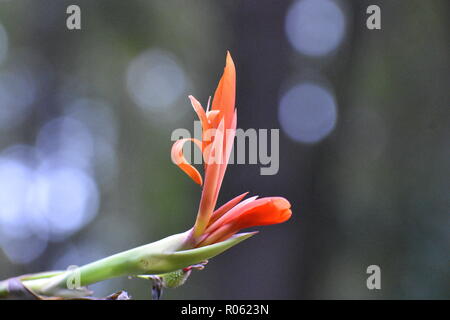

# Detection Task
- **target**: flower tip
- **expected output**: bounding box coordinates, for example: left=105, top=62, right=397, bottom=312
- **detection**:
left=235, top=231, right=259, bottom=238
left=187, top=94, right=195, bottom=101
left=225, top=51, right=235, bottom=66
left=180, top=163, right=203, bottom=186
left=220, top=231, right=258, bottom=245
left=272, top=197, right=291, bottom=211
left=193, top=175, right=203, bottom=186
left=272, top=197, right=292, bottom=222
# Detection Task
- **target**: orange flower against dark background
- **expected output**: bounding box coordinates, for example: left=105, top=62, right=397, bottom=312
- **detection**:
left=171, top=52, right=292, bottom=248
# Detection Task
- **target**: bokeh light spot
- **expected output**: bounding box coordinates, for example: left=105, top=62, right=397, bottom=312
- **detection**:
left=278, top=82, right=337, bottom=143
left=36, top=116, right=94, bottom=170
left=0, top=235, right=47, bottom=264
left=31, top=166, right=99, bottom=238
left=0, top=157, right=33, bottom=238
left=285, top=0, right=346, bottom=57
left=126, top=49, right=187, bottom=112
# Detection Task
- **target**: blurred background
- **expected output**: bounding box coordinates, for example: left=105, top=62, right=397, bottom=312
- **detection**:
left=0, top=0, right=448, bottom=299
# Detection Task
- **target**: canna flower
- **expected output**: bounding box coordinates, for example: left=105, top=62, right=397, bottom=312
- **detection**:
left=172, top=51, right=292, bottom=249
left=0, top=52, right=293, bottom=300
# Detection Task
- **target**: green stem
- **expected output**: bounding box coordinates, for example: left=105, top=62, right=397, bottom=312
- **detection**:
left=0, top=231, right=255, bottom=298
left=24, top=232, right=188, bottom=297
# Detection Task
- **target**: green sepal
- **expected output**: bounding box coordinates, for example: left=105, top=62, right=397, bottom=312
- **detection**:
left=143, top=231, right=257, bottom=273
left=22, top=231, right=256, bottom=298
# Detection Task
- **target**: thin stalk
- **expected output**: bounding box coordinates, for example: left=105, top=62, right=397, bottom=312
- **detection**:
left=0, top=231, right=255, bottom=298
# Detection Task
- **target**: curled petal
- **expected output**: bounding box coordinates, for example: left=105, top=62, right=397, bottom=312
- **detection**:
left=171, top=138, right=203, bottom=185
left=188, top=95, right=209, bottom=133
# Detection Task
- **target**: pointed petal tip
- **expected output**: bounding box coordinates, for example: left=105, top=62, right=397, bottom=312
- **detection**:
left=168, top=230, right=257, bottom=266
left=233, top=231, right=259, bottom=239
left=225, top=51, right=235, bottom=67
left=188, top=95, right=198, bottom=102
left=194, top=175, right=203, bottom=186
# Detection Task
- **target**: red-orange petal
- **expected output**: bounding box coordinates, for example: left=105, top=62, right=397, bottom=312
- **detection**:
left=197, top=223, right=235, bottom=247
left=208, top=192, right=249, bottom=226
left=193, top=120, right=225, bottom=237
left=212, top=51, right=236, bottom=129
left=212, top=109, right=237, bottom=203
left=206, top=110, right=220, bottom=124
left=171, top=138, right=203, bottom=185
left=189, top=95, right=209, bottom=134
left=232, top=197, right=292, bottom=230
left=205, top=195, right=260, bottom=233
left=202, top=197, right=292, bottom=245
